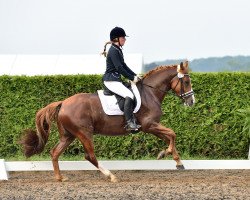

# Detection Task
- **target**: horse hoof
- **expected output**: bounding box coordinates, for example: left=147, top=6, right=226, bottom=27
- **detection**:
left=157, top=150, right=166, bottom=160
left=111, top=176, right=118, bottom=183
left=61, top=176, right=69, bottom=182
left=55, top=176, right=63, bottom=182
left=176, top=165, right=185, bottom=170
left=56, top=176, right=69, bottom=182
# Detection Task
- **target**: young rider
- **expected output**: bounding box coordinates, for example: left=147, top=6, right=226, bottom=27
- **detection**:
left=101, top=27, right=141, bottom=131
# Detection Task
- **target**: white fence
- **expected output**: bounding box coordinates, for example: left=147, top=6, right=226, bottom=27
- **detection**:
left=0, top=54, right=143, bottom=76
left=1, top=159, right=250, bottom=180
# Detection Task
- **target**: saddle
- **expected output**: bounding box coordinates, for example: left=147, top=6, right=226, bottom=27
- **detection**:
left=97, top=82, right=141, bottom=115
left=103, top=82, right=136, bottom=111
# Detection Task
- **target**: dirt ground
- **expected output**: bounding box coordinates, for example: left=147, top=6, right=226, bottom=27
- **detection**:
left=0, top=170, right=249, bottom=200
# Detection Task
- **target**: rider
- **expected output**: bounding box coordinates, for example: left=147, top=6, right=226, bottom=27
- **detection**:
left=101, top=27, right=141, bottom=131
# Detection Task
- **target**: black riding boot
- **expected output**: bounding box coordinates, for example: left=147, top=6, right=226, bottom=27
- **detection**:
left=124, top=97, right=141, bottom=131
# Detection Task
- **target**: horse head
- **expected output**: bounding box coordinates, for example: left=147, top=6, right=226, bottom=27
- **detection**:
left=170, top=61, right=195, bottom=106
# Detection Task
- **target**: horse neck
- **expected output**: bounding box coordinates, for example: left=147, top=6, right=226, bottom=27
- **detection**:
left=138, top=67, right=177, bottom=104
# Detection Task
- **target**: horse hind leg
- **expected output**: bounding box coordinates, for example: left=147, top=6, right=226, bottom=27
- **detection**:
left=50, top=129, right=75, bottom=182
left=77, top=131, right=118, bottom=183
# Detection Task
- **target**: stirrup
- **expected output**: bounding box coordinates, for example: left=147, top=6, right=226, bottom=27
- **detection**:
left=125, top=120, right=141, bottom=131
left=125, top=125, right=139, bottom=131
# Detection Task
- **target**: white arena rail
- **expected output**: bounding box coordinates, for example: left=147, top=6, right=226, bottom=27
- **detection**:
left=1, top=159, right=250, bottom=180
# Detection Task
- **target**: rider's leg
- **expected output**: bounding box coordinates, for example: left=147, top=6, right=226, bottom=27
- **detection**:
left=103, top=81, right=140, bottom=131
left=124, top=96, right=141, bottom=131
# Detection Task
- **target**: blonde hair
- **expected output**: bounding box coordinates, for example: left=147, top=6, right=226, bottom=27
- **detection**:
left=101, top=38, right=119, bottom=57
left=101, top=41, right=112, bottom=57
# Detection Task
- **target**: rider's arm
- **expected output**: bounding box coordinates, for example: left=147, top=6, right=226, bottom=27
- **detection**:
left=109, top=48, right=136, bottom=81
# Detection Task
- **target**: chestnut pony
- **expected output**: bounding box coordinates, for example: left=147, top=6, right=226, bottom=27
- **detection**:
left=21, top=61, right=195, bottom=182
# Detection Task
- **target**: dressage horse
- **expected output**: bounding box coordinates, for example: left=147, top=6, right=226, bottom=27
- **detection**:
left=21, top=61, right=195, bottom=182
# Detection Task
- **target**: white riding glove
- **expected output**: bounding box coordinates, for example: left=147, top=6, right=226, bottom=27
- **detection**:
left=133, top=75, right=141, bottom=83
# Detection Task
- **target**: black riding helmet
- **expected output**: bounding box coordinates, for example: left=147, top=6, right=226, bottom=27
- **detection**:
left=110, top=27, right=128, bottom=41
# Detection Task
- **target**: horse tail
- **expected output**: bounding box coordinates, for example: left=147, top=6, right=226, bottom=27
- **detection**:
left=20, top=101, right=63, bottom=158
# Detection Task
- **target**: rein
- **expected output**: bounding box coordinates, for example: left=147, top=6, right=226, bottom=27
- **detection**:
left=141, top=73, right=194, bottom=99
left=141, top=81, right=167, bottom=94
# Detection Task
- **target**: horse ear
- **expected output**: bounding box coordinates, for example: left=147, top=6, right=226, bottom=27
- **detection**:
left=180, top=62, right=184, bottom=70
left=183, top=60, right=189, bottom=68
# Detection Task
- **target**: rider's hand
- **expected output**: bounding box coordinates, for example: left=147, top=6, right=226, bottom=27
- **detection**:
left=133, top=75, right=141, bottom=83
left=138, top=75, right=143, bottom=79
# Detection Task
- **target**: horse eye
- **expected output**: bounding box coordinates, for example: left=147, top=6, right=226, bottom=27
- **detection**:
left=184, top=81, right=190, bottom=86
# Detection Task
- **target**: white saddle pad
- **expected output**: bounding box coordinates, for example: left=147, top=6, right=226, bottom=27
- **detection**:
left=97, top=82, right=141, bottom=115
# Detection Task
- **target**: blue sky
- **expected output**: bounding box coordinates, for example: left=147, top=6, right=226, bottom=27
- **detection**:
left=0, top=0, right=249, bottom=63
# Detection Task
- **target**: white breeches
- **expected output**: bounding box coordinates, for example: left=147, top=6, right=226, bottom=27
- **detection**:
left=104, top=81, right=134, bottom=99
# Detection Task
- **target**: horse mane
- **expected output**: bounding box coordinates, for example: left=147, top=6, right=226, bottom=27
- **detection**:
left=143, top=65, right=177, bottom=78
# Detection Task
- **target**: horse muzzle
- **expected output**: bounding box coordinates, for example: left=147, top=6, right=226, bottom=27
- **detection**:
left=181, top=90, right=195, bottom=107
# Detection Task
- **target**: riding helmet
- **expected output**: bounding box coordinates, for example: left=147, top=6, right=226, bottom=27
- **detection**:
left=110, top=27, right=128, bottom=41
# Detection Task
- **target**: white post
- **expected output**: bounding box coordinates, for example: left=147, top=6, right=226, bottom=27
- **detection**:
left=0, top=159, right=9, bottom=180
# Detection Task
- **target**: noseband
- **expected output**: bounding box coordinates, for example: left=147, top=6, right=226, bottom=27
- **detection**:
left=172, top=73, right=194, bottom=99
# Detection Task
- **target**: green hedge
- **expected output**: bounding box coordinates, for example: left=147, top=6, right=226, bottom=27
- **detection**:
left=0, top=73, right=249, bottom=159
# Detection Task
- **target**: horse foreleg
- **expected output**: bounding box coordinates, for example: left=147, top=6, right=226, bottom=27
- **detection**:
left=77, top=132, right=118, bottom=183
left=147, top=123, right=184, bottom=169
left=98, top=165, right=118, bottom=183
left=50, top=135, right=75, bottom=181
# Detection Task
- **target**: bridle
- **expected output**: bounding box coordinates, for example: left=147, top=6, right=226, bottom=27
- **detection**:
left=172, top=73, right=194, bottom=99
left=141, top=73, right=194, bottom=100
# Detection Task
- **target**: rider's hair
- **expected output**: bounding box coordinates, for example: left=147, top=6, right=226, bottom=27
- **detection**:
left=101, top=41, right=111, bottom=57
left=101, top=38, right=119, bottom=57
